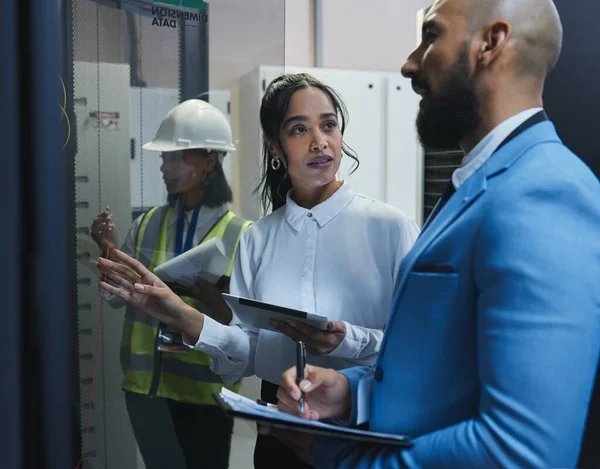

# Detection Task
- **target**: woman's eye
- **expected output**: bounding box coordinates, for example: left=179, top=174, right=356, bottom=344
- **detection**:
left=291, top=127, right=306, bottom=136
left=324, top=121, right=337, bottom=131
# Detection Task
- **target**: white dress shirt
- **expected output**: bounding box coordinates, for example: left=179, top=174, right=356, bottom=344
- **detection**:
left=107, top=201, right=230, bottom=309
left=452, top=107, right=544, bottom=189
left=189, top=181, right=420, bottom=385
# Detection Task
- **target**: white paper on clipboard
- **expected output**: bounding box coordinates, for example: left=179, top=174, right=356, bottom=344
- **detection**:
left=154, top=237, right=229, bottom=286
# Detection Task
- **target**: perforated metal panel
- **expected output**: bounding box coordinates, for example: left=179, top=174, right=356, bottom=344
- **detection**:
left=71, top=1, right=182, bottom=467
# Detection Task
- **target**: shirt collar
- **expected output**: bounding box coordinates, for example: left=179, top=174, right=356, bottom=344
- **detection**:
left=284, top=180, right=356, bottom=231
left=452, top=107, right=544, bottom=189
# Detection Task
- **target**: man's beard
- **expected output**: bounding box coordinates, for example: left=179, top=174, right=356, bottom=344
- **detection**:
left=415, top=46, right=482, bottom=150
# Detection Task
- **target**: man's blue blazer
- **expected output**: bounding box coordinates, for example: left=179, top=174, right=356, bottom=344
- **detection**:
left=313, top=119, right=600, bottom=468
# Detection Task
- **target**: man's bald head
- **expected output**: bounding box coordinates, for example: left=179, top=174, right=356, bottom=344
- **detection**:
left=402, top=0, right=563, bottom=151
left=467, top=0, right=563, bottom=80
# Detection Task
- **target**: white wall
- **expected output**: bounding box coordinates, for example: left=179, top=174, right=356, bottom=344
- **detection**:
left=210, top=0, right=431, bottom=93
left=284, top=0, right=314, bottom=66
left=209, top=0, right=286, bottom=90
left=284, top=0, right=432, bottom=70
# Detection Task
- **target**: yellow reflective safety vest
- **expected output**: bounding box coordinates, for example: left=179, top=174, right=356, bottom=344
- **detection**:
left=120, top=204, right=252, bottom=405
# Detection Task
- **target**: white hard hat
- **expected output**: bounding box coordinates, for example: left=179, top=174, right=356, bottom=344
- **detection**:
left=142, top=99, right=236, bottom=154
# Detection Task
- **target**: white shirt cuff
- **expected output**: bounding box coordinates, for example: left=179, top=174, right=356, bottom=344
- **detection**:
left=183, top=314, right=252, bottom=362
left=327, top=321, right=363, bottom=358
left=355, top=372, right=374, bottom=425
left=189, top=314, right=226, bottom=349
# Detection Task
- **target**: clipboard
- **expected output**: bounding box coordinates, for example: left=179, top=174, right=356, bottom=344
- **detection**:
left=222, top=294, right=329, bottom=332
left=212, top=388, right=412, bottom=447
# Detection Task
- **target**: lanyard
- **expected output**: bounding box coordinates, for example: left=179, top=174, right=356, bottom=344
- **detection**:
left=175, top=203, right=201, bottom=255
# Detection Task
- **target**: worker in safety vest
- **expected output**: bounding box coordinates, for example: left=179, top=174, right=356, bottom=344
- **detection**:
left=91, top=99, right=251, bottom=469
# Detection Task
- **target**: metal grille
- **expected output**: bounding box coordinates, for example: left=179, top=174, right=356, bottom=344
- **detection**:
left=422, top=148, right=464, bottom=222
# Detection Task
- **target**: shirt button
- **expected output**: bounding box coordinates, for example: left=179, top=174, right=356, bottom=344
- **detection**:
left=307, top=212, right=313, bottom=218
left=375, top=366, right=384, bottom=383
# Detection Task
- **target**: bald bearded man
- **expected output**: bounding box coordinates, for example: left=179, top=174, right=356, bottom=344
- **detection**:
left=270, top=0, right=600, bottom=467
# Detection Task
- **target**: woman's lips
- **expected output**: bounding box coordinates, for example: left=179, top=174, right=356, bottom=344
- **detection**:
left=307, top=155, right=334, bottom=169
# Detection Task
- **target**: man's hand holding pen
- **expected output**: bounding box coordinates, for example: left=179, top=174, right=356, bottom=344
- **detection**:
left=259, top=363, right=353, bottom=466
left=276, top=364, right=352, bottom=422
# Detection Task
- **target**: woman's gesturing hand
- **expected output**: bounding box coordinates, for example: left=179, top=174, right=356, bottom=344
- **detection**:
left=96, top=249, right=204, bottom=339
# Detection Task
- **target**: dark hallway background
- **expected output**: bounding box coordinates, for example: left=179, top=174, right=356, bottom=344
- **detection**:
left=545, top=4, right=600, bottom=467
left=544, top=0, right=600, bottom=178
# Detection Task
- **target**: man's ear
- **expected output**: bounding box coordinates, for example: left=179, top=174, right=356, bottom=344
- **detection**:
left=477, top=20, right=511, bottom=66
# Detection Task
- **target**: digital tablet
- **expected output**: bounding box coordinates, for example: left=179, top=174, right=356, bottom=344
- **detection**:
left=222, top=293, right=329, bottom=332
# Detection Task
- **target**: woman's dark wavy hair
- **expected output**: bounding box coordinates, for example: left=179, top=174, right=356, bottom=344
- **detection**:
left=167, top=151, right=233, bottom=208
left=254, top=73, right=359, bottom=214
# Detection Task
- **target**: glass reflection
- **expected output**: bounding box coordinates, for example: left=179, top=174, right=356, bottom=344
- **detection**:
left=71, top=0, right=285, bottom=468
left=90, top=99, right=250, bottom=469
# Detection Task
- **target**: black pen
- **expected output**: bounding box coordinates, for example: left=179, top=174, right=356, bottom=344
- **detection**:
left=296, top=341, right=306, bottom=413
left=256, top=399, right=277, bottom=409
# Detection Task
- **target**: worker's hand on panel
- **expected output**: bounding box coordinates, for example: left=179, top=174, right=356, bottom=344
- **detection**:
left=90, top=211, right=118, bottom=256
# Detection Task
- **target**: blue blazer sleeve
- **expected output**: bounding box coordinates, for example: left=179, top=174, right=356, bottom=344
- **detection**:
left=311, top=158, right=600, bottom=468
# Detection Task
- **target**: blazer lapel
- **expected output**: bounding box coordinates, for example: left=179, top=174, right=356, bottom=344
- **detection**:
left=381, top=169, right=487, bottom=338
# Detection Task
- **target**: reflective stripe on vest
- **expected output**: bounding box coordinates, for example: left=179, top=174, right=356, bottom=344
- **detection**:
left=120, top=204, right=251, bottom=404
left=120, top=348, right=229, bottom=382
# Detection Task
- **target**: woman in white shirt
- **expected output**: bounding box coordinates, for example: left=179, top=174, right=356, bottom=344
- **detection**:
left=97, top=72, right=420, bottom=468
